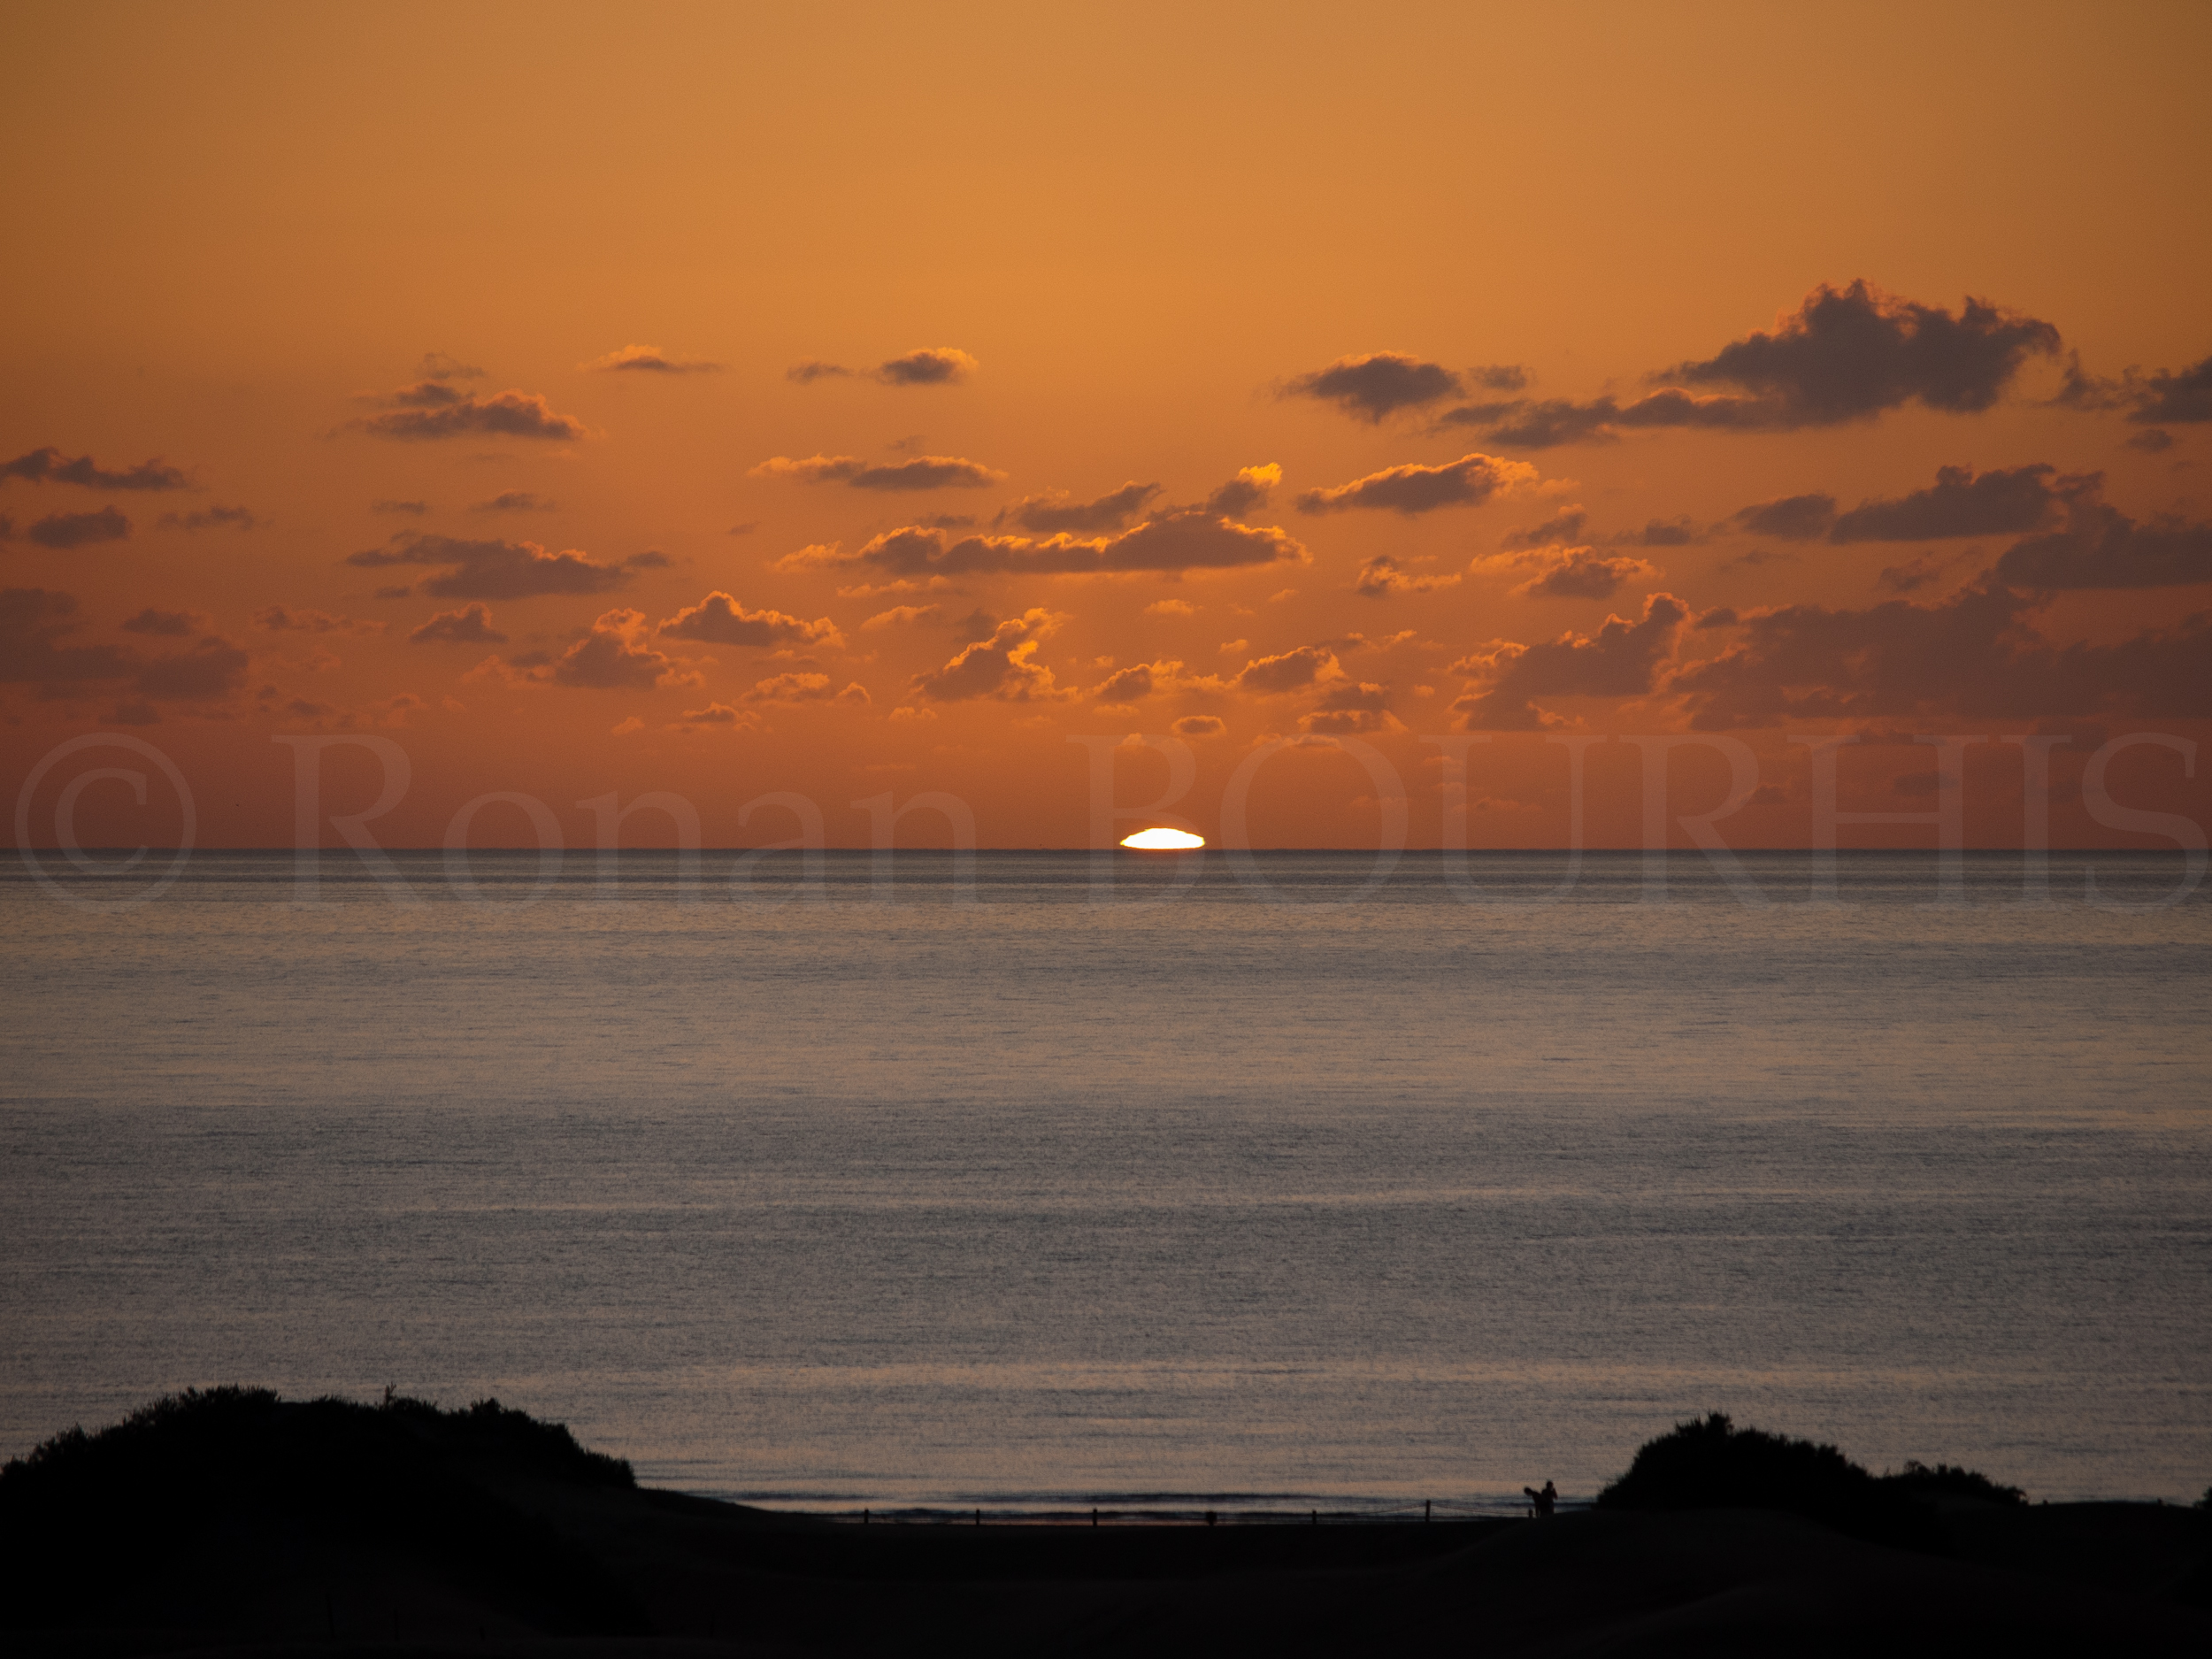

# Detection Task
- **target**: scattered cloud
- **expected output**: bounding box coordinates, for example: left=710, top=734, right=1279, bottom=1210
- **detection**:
left=257, top=604, right=383, bottom=634
left=1725, top=492, right=1837, bottom=540
left=470, top=490, right=557, bottom=513
left=581, top=343, right=721, bottom=373
left=750, top=453, right=1006, bottom=490
left=120, top=607, right=198, bottom=636
left=21, top=507, right=130, bottom=549
left=1875, top=552, right=1961, bottom=595
left=1437, top=281, right=2062, bottom=447
left=2125, top=428, right=2176, bottom=454
left=1202, top=463, right=1281, bottom=518
left=909, top=608, right=1073, bottom=702
left=863, top=603, right=941, bottom=628
left=1301, top=680, right=1400, bottom=734
left=1993, top=498, right=2212, bottom=589
left=1171, top=714, right=1225, bottom=738
left=1285, top=352, right=1464, bottom=422
left=1665, top=578, right=2212, bottom=727
left=2059, top=350, right=2212, bottom=426
left=1235, top=644, right=1342, bottom=695
left=342, top=532, right=640, bottom=599
left=132, top=634, right=250, bottom=702
left=657, top=590, right=843, bottom=648
left=671, top=701, right=762, bottom=732
left=999, top=480, right=1161, bottom=534
left=0, top=447, right=188, bottom=491
left=419, top=352, right=485, bottom=381
left=1451, top=592, right=1690, bottom=728
left=739, top=672, right=871, bottom=706
left=408, top=603, right=507, bottom=645
left=1614, top=516, right=1701, bottom=547
left=783, top=511, right=1306, bottom=580
left=876, top=348, right=976, bottom=386
left=1, top=587, right=134, bottom=683
left=727, top=520, right=758, bottom=535
left=1354, top=555, right=1462, bottom=597
left=1831, top=463, right=2087, bottom=542
left=344, top=383, right=588, bottom=442
left=1296, top=452, right=1538, bottom=516
left=1500, top=506, right=1587, bottom=549
left=1146, top=598, right=1198, bottom=617
left=551, top=608, right=685, bottom=689
left=787, top=347, right=978, bottom=387
left=157, top=503, right=257, bottom=532
left=1091, top=662, right=1165, bottom=703
left=1480, top=547, right=1662, bottom=600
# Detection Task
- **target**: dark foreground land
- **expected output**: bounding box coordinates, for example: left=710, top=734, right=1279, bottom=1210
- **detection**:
left=4, top=1392, right=2207, bottom=1658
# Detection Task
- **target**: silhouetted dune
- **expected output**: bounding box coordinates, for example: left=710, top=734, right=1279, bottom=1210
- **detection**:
left=4, top=1392, right=2206, bottom=1657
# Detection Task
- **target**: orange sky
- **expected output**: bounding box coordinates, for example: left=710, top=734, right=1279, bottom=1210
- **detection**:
left=4, top=1, right=2208, bottom=850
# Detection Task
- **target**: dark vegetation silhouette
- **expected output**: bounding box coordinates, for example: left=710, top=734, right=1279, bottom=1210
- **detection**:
left=0, top=1386, right=645, bottom=1635
left=1594, top=1413, right=1984, bottom=1549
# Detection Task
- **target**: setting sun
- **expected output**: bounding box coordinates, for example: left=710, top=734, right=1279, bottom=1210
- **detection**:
left=1119, top=828, right=1206, bottom=850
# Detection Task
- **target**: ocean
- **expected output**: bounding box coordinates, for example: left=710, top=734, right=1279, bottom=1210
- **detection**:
left=4, top=849, right=2208, bottom=1514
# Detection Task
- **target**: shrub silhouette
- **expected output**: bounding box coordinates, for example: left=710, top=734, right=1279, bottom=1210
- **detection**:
left=1882, top=1459, right=2026, bottom=1507
left=0, top=1386, right=645, bottom=1635
left=1595, top=1413, right=1945, bottom=1551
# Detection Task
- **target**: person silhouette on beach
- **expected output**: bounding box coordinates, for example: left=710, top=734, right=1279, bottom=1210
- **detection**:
left=1523, top=1480, right=1556, bottom=1517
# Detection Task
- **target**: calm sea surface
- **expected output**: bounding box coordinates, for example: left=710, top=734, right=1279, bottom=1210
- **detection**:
left=4, top=850, right=2208, bottom=1512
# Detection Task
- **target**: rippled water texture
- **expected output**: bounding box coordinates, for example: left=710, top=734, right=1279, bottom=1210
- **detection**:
left=4, top=850, right=2208, bottom=1507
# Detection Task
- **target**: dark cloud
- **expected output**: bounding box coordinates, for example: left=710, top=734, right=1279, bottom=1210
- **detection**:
left=1830, top=464, right=2084, bottom=542
left=346, top=386, right=588, bottom=442
left=1285, top=353, right=1463, bottom=422
left=134, top=636, right=249, bottom=701
left=342, top=533, right=635, bottom=599
left=727, top=520, right=758, bottom=535
left=0, top=447, right=189, bottom=491
left=875, top=348, right=976, bottom=386
left=257, top=605, right=377, bottom=634
left=1451, top=593, right=1688, bottom=728
left=1091, top=663, right=1158, bottom=703
left=1665, top=578, right=2212, bottom=728
left=793, top=511, right=1305, bottom=580
left=373, top=584, right=414, bottom=599
left=656, top=591, right=843, bottom=648
left=1615, top=516, right=1700, bottom=547
left=1000, top=481, right=1160, bottom=534
left=2059, top=351, right=2212, bottom=426
left=2130, top=356, right=2212, bottom=424
left=551, top=610, right=679, bottom=689
left=372, top=499, right=429, bottom=515
left=470, top=490, right=557, bottom=513
left=419, top=352, right=485, bottom=381
left=581, top=344, right=721, bottom=373
left=1993, top=499, right=2212, bottom=589
left=1875, top=552, right=1960, bottom=595
left=120, top=607, right=196, bottom=636
left=0, top=588, right=133, bottom=682
left=1726, top=493, right=1837, bottom=540
left=25, top=507, right=130, bottom=549
left=1440, top=281, right=2062, bottom=448
left=751, top=453, right=1005, bottom=490
left=785, top=361, right=851, bottom=383
left=1171, top=714, right=1225, bottom=738
left=909, top=608, right=1071, bottom=703
left=409, top=603, right=507, bottom=645
left=157, top=503, right=257, bottom=532
left=1492, top=549, right=1660, bottom=600
left=1499, top=506, right=1588, bottom=549
left=1202, top=464, right=1281, bottom=518
left=1354, top=555, right=1460, bottom=597
left=1295, top=452, right=1537, bottom=516
left=1471, top=365, right=1530, bottom=392
left=2125, top=428, right=2176, bottom=454
left=1301, top=680, right=1397, bottom=734
left=1235, top=644, right=1340, bottom=695
left=739, top=672, right=870, bottom=706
